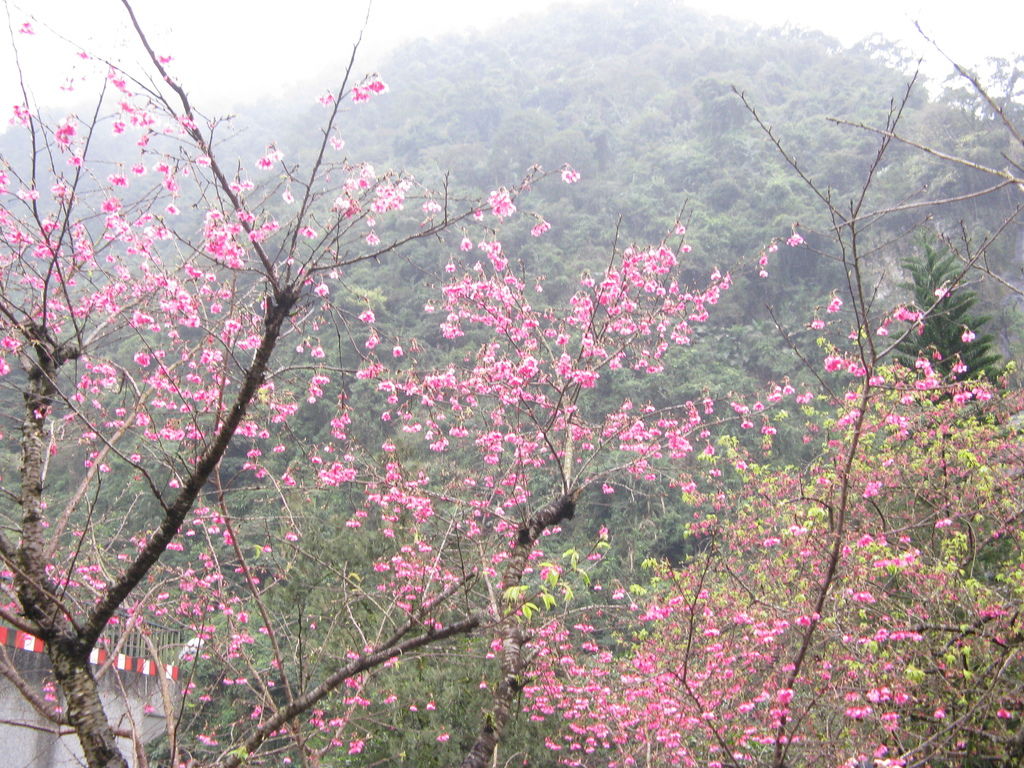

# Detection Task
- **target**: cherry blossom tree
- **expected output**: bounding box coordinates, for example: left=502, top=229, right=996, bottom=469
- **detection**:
left=523, top=70, right=1024, bottom=768
left=1, top=4, right=767, bottom=766
left=0, top=4, right=497, bottom=766
left=528, top=380, right=1022, bottom=766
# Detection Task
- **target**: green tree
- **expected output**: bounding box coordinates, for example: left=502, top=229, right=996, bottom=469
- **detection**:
left=895, top=240, right=1003, bottom=380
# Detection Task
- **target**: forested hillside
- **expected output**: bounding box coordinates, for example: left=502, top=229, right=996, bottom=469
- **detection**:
left=242, top=0, right=1021, bottom=401
left=0, top=1, right=1022, bottom=767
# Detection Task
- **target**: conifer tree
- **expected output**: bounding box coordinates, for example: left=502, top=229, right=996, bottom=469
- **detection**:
left=895, top=241, right=1003, bottom=381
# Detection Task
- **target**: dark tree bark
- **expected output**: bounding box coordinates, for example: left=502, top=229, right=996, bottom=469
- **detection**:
left=460, top=492, right=578, bottom=768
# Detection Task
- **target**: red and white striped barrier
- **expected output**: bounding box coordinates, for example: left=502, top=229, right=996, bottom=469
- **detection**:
left=15, top=630, right=44, bottom=653
left=1, top=625, right=179, bottom=680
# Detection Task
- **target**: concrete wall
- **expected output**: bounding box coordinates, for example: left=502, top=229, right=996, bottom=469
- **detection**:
left=0, top=647, right=176, bottom=768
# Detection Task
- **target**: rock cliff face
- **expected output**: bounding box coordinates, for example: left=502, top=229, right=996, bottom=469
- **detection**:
left=1016, top=201, right=1024, bottom=291
left=999, top=188, right=1024, bottom=358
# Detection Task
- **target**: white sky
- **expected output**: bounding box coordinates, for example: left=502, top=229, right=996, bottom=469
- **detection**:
left=0, top=0, right=1020, bottom=112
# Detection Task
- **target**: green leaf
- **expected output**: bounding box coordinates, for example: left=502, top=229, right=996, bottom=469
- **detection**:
left=563, top=548, right=580, bottom=570
left=503, top=585, right=528, bottom=604
left=540, top=562, right=560, bottom=587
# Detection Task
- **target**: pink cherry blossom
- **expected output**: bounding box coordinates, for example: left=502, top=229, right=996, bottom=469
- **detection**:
left=487, top=188, right=516, bottom=218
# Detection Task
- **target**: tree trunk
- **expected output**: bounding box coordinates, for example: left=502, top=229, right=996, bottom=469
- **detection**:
left=12, top=332, right=126, bottom=766
left=459, top=492, right=577, bottom=768
left=49, top=639, right=130, bottom=768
